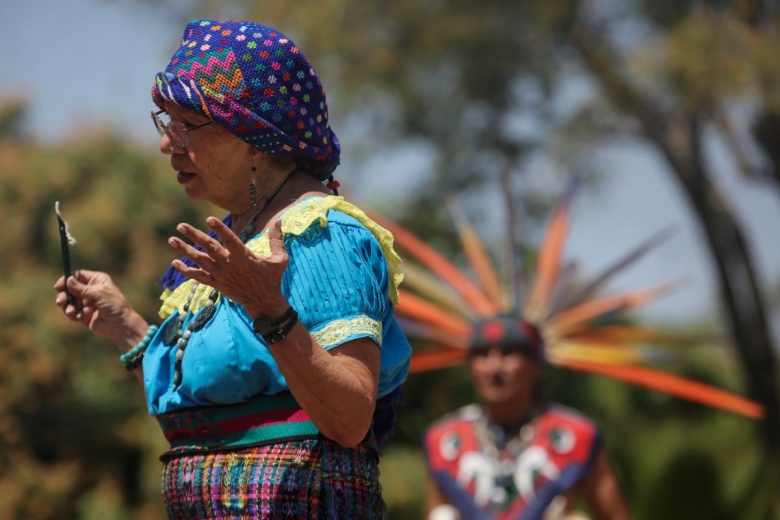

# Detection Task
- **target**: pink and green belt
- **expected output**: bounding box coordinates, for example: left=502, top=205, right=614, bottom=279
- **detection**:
left=156, top=391, right=377, bottom=458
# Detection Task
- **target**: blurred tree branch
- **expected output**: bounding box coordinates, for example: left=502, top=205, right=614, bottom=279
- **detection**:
left=565, top=3, right=779, bottom=450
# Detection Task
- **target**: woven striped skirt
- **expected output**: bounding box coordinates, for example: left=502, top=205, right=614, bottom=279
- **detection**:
left=160, top=438, right=385, bottom=519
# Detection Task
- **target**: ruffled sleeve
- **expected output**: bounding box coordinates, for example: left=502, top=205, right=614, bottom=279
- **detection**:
left=251, top=195, right=403, bottom=350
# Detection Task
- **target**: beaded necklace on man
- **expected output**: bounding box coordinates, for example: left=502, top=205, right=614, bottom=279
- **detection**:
left=161, top=170, right=295, bottom=389
left=474, top=408, right=539, bottom=510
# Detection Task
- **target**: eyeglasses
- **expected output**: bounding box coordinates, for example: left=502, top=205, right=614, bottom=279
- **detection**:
left=151, top=110, right=213, bottom=148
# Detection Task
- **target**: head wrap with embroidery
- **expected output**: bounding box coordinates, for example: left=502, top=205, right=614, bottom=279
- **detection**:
left=151, top=19, right=340, bottom=180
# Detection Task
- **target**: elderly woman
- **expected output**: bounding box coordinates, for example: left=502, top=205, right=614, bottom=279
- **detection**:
left=54, top=19, right=411, bottom=519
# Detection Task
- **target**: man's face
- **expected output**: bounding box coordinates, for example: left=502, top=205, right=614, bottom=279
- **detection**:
left=467, top=345, right=539, bottom=406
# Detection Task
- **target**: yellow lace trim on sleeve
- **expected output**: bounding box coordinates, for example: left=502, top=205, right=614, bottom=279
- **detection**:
left=244, top=195, right=403, bottom=304
left=311, top=315, right=383, bottom=349
left=158, top=195, right=404, bottom=318
left=158, top=279, right=222, bottom=319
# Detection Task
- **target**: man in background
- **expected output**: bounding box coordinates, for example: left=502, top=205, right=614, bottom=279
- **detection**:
left=423, top=315, right=631, bottom=520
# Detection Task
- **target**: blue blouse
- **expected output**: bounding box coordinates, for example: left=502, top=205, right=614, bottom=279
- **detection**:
left=143, top=196, right=412, bottom=416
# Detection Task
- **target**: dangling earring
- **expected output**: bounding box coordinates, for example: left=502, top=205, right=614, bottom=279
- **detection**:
left=249, top=164, right=257, bottom=207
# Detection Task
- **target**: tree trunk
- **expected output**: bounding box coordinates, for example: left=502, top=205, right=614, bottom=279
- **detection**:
left=568, top=24, right=780, bottom=449
left=669, top=122, right=780, bottom=449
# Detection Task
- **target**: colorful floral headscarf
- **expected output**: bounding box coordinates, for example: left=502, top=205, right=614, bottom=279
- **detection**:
left=152, top=19, right=340, bottom=180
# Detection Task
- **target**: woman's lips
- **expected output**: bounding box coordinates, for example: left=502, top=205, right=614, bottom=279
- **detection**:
left=177, top=171, right=196, bottom=184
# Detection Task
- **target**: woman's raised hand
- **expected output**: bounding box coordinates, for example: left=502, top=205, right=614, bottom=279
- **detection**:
left=167, top=217, right=290, bottom=318
left=55, top=269, right=146, bottom=344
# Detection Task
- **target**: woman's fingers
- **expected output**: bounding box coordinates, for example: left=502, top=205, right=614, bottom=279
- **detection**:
left=206, top=217, right=246, bottom=254
left=54, top=289, right=79, bottom=319
left=171, top=218, right=257, bottom=268
left=170, top=258, right=214, bottom=286
left=167, top=236, right=217, bottom=269
left=169, top=219, right=246, bottom=269
left=177, top=218, right=240, bottom=258
left=168, top=219, right=289, bottom=308
left=172, top=223, right=223, bottom=258
left=58, top=271, right=99, bottom=321
left=267, top=218, right=288, bottom=260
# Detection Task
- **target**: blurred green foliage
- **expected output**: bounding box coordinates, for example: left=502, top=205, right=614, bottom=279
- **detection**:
left=3, top=0, right=780, bottom=515
left=0, top=106, right=210, bottom=519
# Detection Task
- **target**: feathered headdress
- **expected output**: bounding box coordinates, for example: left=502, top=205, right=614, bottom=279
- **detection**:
left=367, top=184, right=764, bottom=420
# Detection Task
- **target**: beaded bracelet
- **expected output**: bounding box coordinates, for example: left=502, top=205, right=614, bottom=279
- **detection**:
left=120, top=324, right=159, bottom=370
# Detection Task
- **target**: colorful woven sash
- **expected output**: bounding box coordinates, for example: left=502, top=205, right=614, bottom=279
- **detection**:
left=157, top=392, right=379, bottom=458
left=157, top=392, right=321, bottom=456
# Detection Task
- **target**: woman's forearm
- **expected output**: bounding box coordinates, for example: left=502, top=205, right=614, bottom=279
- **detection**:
left=113, top=311, right=151, bottom=385
left=267, top=323, right=381, bottom=447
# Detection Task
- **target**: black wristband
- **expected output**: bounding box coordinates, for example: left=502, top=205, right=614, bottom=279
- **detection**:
left=253, top=306, right=295, bottom=335
left=124, top=352, right=144, bottom=371
left=262, top=310, right=299, bottom=345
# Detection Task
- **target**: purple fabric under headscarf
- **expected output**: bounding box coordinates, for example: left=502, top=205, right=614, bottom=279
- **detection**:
left=151, top=19, right=340, bottom=179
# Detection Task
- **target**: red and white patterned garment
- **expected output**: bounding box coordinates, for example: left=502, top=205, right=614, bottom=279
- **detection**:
left=423, top=404, right=602, bottom=520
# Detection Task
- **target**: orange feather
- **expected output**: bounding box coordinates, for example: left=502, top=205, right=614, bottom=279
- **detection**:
left=367, top=210, right=499, bottom=317
left=562, top=324, right=697, bottom=347
left=555, top=358, right=765, bottom=419
left=524, top=188, right=575, bottom=321
left=447, top=196, right=507, bottom=309
left=396, top=290, right=472, bottom=339
left=396, top=317, right=470, bottom=350
left=400, top=262, right=474, bottom=320
left=410, top=348, right=468, bottom=373
left=546, top=282, right=676, bottom=336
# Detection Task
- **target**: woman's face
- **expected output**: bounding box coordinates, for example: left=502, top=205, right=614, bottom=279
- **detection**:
left=468, top=345, right=539, bottom=407
left=158, top=101, right=257, bottom=212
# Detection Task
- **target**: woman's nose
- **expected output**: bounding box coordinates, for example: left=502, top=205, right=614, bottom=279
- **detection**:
left=159, top=133, right=184, bottom=155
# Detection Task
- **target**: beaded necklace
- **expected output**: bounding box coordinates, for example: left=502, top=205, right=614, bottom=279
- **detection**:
left=162, top=170, right=295, bottom=389
left=474, top=409, right=537, bottom=509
